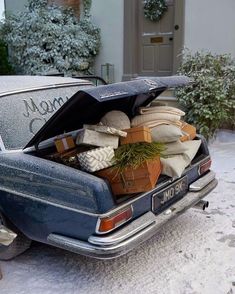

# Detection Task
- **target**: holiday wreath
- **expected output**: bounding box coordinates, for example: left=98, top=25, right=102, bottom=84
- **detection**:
left=144, top=0, right=168, bottom=22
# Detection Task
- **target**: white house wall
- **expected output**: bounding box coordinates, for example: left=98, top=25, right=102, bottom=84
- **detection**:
left=90, top=0, right=124, bottom=82
left=4, top=0, right=27, bottom=13
left=184, top=0, right=235, bottom=57
left=0, top=0, right=5, bottom=20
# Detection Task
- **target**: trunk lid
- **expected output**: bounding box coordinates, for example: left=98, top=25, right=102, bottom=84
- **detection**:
left=24, top=76, right=191, bottom=149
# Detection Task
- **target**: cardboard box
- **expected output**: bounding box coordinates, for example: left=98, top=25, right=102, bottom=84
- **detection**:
left=76, top=129, right=119, bottom=149
left=97, top=157, right=161, bottom=195
left=120, top=126, right=152, bottom=145
left=180, top=122, right=196, bottom=142
left=54, top=135, right=75, bottom=153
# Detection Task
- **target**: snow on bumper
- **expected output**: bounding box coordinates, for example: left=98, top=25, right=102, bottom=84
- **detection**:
left=47, top=171, right=218, bottom=259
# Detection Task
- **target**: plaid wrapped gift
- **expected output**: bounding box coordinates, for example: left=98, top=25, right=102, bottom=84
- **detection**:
left=77, top=146, right=115, bottom=172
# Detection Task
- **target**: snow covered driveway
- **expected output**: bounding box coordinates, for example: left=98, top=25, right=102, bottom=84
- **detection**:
left=0, top=140, right=235, bottom=294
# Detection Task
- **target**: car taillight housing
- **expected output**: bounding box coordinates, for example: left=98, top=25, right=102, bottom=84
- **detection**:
left=199, top=158, right=212, bottom=175
left=97, top=206, right=133, bottom=234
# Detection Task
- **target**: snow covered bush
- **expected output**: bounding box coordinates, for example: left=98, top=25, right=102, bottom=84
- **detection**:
left=0, top=0, right=100, bottom=75
left=176, top=51, right=235, bottom=139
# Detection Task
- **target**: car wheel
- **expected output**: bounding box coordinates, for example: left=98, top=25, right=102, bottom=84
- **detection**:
left=0, top=213, right=31, bottom=260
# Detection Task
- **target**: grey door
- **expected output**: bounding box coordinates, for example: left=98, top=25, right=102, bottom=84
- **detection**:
left=138, top=0, right=175, bottom=76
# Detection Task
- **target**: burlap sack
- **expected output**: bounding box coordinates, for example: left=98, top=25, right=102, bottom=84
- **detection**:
left=163, top=140, right=188, bottom=155
left=161, top=140, right=201, bottom=177
left=151, top=125, right=183, bottom=143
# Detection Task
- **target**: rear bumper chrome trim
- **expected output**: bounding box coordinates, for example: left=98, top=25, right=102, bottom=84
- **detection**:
left=47, top=175, right=218, bottom=260
left=189, top=171, right=216, bottom=191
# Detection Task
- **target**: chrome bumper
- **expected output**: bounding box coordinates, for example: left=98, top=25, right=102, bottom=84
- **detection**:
left=47, top=171, right=218, bottom=259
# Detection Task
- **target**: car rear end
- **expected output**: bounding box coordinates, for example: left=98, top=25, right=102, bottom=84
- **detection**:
left=47, top=135, right=217, bottom=259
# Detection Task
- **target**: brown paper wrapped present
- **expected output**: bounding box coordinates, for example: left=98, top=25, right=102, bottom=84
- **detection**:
left=54, top=135, right=75, bottom=153
left=120, top=126, right=152, bottom=145
left=180, top=122, right=196, bottom=142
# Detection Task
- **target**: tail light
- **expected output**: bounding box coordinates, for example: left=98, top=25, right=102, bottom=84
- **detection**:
left=199, top=158, right=212, bottom=175
left=96, top=206, right=133, bottom=234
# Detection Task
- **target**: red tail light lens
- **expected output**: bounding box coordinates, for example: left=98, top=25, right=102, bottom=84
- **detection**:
left=199, top=158, right=212, bottom=175
left=97, top=206, right=133, bottom=234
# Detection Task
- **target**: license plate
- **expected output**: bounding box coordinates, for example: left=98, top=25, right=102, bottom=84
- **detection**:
left=152, top=176, right=188, bottom=212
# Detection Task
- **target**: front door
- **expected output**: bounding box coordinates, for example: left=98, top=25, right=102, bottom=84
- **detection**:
left=138, top=0, right=175, bottom=76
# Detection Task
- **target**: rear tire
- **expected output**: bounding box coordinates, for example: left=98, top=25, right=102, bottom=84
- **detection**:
left=0, top=213, right=31, bottom=260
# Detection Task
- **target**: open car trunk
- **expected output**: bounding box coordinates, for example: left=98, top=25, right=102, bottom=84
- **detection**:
left=25, top=76, right=207, bottom=205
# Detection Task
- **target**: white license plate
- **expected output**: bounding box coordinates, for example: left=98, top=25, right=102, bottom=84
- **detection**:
left=152, top=176, right=188, bottom=212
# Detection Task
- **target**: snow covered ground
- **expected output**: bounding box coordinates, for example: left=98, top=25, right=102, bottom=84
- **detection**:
left=0, top=133, right=235, bottom=294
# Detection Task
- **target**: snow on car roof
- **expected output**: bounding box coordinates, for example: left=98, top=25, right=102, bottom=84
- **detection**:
left=0, top=75, right=91, bottom=97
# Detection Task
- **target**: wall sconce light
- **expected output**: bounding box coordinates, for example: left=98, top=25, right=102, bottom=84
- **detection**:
left=101, top=63, right=114, bottom=84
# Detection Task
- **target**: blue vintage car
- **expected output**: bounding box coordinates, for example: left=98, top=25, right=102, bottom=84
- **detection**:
left=0, top=75, right=217, bottom=260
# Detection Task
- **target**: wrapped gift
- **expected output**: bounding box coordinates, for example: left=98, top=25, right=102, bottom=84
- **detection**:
left=77, top=146, right=115, bottom=172
left=54, top=135, right=75, bottom=153
left=76, top=129, right=119, bottom=149
left=120, top=126, right=152, bottom=145
left=180, top=122, right=197, bottom=142
left=83, top=124, right=127, bottom=137
left=97, top=157, right=161, bottom=195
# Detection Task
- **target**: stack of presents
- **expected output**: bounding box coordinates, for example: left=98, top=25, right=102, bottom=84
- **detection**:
left=50, top=106, right=201, bottom=197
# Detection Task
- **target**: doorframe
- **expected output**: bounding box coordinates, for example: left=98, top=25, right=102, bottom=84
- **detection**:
left=122, top=0, right=185, bottom=81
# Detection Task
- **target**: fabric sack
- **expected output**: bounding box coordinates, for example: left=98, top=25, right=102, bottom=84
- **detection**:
left=161, top=139, right=201, bottom=177
left=151, top=124, right=183, bottom=143
left=163, top=140, right=188, bottom=156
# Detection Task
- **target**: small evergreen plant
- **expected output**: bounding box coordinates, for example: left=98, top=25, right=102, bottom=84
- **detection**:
left=176, top=51, right=235, bottom=139
left=0, top=0, right=100, bottom=75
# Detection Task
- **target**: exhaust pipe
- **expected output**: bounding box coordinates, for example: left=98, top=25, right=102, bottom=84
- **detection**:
left=194, top=200, right=209, bottom=211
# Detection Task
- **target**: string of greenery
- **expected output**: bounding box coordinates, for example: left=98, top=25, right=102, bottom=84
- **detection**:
left=114, top=142, right=165, bottom=171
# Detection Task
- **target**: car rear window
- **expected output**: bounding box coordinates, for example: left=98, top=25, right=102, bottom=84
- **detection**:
left=0, top=85, right=90, bottom=150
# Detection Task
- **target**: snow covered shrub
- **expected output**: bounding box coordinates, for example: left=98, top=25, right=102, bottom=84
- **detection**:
left=176, top=51, right=235, bottom=139
left=0, top=0, right=100, bottom=75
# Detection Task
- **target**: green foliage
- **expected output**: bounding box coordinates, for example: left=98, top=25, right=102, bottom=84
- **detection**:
left=0, top=0, right=100, bottom=75
left=176, top=51, right=235, bottom=139
left=0, top=40, right=14, bottom=75
left=144, top=0, right=168, bottom=22
left=114, top=142, right=165, bottom=171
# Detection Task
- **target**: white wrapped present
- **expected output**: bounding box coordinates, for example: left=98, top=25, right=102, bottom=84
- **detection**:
left=83, top=124, right=127, bottom=137
left=76, top=129, right=119, bottom=149
left=77, top=146, right=115, bottom=172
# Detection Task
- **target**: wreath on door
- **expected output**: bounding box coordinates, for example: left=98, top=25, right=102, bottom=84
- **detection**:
left=144, top=0, right=168, bottom=22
